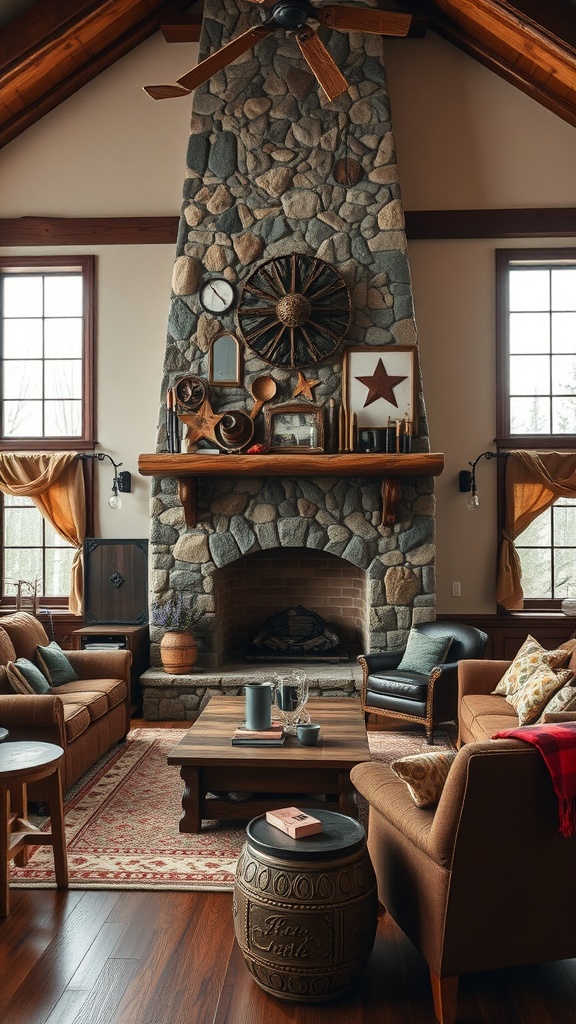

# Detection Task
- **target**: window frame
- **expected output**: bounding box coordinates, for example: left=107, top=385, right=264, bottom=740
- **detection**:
left=496, top=248, right=576, bottom=611
left=496, top=247, right=576, bottom=450
left=0, top=255, right=96, bottom=608
left=0, top=254, right=95, bottom=451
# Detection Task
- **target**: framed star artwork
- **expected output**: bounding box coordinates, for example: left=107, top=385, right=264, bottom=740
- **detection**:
left=342, top=345, right=416, bottom=430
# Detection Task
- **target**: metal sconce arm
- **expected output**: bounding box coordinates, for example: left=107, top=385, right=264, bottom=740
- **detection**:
left=79, top=452, right=131, bottom=509
left=459, top=450, right=509, bottom=509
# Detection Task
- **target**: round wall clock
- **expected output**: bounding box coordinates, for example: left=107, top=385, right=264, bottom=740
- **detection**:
left=236, top=252, right=351, bottom=369
left=199, top=277, right=236, bottom=314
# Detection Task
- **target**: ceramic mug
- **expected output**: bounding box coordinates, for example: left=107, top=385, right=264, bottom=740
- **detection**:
left=245, top=682, right=272, bottom=730
left=296, top=722, right=321, bottom=746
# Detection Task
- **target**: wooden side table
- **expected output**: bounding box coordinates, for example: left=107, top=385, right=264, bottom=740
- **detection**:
left=71, top=624, right=150, bottom=711
left=0, top=741, right=68, bottom=916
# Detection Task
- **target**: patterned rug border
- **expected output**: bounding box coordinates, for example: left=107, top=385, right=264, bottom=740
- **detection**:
left=10, top=726, right=455, bottom=893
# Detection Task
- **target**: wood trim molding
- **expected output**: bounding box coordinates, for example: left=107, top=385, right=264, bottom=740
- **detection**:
left=404, top=208, right=576, bottom=239
left=0, top=217, right=179, bottom=246
left=2, top=210, right=576, bottom=247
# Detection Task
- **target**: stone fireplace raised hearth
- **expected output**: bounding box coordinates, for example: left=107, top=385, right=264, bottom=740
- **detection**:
left=139, top=0, right=443, bottom=720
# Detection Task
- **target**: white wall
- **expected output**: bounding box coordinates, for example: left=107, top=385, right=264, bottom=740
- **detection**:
left=2, top=29, right=576, bottom=611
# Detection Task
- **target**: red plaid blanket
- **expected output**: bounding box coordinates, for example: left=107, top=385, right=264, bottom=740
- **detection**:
left=493, top=722, right=576, bottom=836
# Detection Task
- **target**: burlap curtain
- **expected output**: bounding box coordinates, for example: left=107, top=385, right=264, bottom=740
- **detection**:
left=0, top=452, right=86, bottom=614
left=496, top=451, right=576, bottom=609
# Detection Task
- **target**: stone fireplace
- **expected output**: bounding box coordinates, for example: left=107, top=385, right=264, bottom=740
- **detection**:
left=139, top=0, right=440, bottom=720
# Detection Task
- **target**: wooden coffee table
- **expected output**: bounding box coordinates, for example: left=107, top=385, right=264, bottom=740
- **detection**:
left=167, top=696, right=371, bottom=833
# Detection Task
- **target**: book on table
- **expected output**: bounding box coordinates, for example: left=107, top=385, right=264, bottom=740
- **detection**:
left=265, top=807, right=323, bottom=838
left=231, top=723, right=286, bottom=746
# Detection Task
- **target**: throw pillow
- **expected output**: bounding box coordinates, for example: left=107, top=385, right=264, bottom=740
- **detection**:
left=36, top=641, right=78, bottom=686
left=6, top=658, right=51, bottom=695
left=493, top=635, right=571, bottom=697
left=538, top=678, right=576, bottom=720
left=390, top=750, right=457, bottom=808
left=396, top=630, right=452, bottom=674
left=505, top=665, right=572, bottom=726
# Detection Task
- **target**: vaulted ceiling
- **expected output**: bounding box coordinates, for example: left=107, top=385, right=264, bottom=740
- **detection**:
left=1, top=0, right=576, bottom=150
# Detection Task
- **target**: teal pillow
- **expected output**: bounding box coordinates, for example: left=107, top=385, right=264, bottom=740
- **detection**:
left=36, top=641, right=78, bottom=686
left=396, top=630, right=452, bottom=674
left=13, top=657, right=51, bottom=694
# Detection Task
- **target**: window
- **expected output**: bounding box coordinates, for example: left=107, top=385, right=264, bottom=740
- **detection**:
left=497, top=249, right=576, bottom=446
left=0, top=256, right=94, bottom=447
left=0, top=256, right=94, bottom=603
left=514, top=495, right=576, bottom=601
left=496, top=249, right=576, bottom=606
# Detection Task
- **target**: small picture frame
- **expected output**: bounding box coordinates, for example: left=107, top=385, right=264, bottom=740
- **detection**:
left=265, top=403, right=324, bottom=453
left=208, top=332, right=242, bottom=387
left=343, top=345, right=416, bottom=429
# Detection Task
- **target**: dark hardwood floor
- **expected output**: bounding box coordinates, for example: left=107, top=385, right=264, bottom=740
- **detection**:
left=1, top=720, right=575, bottom=1023
left=2, top=888, right=576, bottom=1024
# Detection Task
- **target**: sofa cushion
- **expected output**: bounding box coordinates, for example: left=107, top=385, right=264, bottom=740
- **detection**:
left=0, top=625, right=16, bottom=664
left=459, top=693, right=518, bottom=742
left=390, top=749, right=457, bottom=807
left=6, top=658, right=51, bottom=695
left=61, top=703, right=91, bottom=743
left=36, top=641, right=78, bottom=686
left=54, top=677, right=126, bottom=711
left=506, top=665, right=572, bottom=725
left=493, top=635, right=571, bottom=697
left=396, top=630, right=452, bottom=674
left=0, top=612, right=49, bottom=661
left=56, top=691, right=109, bottom=722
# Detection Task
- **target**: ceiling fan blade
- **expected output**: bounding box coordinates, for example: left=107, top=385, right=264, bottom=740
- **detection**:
left=143, top=83, right=193, bottom=100
left=317, top=6, right=413, bottom=37
left=177, top=23, right=274, bottom=91
left=296, top=29, right=349, bottom=101
left=144, top=23, right=274, bottom=98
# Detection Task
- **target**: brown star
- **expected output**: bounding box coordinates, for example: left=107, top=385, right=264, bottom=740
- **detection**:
left=292, top=371, right=319, bottom=401
left=178, top=399, right=223, bottom=445
left=355, top=358, right=408, bottom=409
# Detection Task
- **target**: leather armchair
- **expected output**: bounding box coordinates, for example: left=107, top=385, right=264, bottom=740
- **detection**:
left=358, top=621, right=488, bottom=743
left=351, top=738, right=576, bottom=1024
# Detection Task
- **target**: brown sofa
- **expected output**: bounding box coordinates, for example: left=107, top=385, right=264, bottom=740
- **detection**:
left=458, top=650, right=576, bottom=745
left=351, top=736, right=576, bottom=1024
left=0, top=612, right=131, bottom=798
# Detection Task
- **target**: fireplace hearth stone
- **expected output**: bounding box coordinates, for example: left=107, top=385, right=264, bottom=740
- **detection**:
left=140, top=661, right=362, bottom=721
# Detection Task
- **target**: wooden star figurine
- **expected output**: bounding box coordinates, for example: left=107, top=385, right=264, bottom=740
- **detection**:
left=293, top=371, right=320, bottom=401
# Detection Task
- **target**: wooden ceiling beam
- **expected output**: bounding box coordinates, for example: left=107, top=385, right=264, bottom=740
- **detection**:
left=429, top=0, right=576, bottom=128
left=0, top=0, right=193, bottom=148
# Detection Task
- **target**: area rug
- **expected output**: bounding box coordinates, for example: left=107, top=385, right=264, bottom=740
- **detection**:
left=10, top=726, right=455, bottom=893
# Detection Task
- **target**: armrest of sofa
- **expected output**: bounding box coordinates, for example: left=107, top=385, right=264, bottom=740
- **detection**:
left=0, top=693, right=66, bottom=746
left=458, top=658, right=510, bottom=698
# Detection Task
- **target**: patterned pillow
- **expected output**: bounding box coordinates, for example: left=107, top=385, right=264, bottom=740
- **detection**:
left=6, top=658, right=51, bottom=695
left=390, top=750, right=457, bottom=808
left=36, top=641, right=78, bottom=686
left=538, top=679, right=576, bottom=720
left=493, top=635, right=571, bottom=697
left=505, top=665, right=572, bottom=725
left=396, top=630, right=452, bottom=674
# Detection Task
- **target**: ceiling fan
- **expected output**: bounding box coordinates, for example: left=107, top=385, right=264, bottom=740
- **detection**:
left=143, top=1, right=415, bottom=103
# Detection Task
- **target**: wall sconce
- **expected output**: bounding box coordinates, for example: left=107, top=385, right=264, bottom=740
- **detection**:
left=79, top=453, right=131, bottom=510
left=459, top=451, right=509, bottom=509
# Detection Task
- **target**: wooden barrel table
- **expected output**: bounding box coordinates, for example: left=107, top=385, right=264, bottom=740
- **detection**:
left=233, top=808, right=378, bottom=1002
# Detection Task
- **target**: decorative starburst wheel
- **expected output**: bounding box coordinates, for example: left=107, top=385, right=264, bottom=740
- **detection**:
left=237, top=252, right=351, bottom=369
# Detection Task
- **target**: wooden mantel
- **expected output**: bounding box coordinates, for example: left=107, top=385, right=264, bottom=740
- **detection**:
left=138, top=452, right=444, bottom=528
